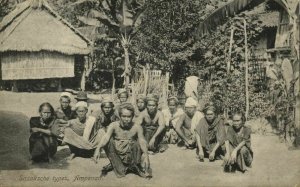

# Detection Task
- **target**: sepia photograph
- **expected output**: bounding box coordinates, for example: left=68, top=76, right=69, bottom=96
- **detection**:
left=0, top=0, right=299, bottom=186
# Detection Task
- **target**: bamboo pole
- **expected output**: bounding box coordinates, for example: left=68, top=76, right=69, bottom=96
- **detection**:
left=244, top=19, right=249, bottom=120
left=111, top=60, right=116, bottom=98
left=228, top=27, right=235, bottom=73
left=143, top=64, right=149, bottom=95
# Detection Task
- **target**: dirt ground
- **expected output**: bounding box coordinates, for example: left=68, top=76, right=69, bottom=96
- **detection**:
left=0, top=91, right=300, bottom=187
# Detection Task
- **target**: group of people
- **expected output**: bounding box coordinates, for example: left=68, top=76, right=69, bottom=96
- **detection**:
left=29, top=89, right=253, bottom=178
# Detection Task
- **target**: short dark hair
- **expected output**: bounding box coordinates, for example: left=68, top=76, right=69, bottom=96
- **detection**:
left=39, top=102, right=55, bottom=116
left=118, top=103, right=135, bottom=117
left=101, top=102, right=114, bottom=108
left=232, top=110, right=246, bottom=123
left=203, top=105, right=216, bottom=115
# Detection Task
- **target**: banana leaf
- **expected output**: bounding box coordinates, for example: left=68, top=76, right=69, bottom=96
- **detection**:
left=197, top=0, right=265, bottom=37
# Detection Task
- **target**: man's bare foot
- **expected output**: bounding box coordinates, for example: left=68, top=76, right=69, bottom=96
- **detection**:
left=66, top=153, right=75, bottom=160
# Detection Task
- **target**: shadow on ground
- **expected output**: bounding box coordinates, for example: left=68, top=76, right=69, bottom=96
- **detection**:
left=0, top=110, right=71, bottom=170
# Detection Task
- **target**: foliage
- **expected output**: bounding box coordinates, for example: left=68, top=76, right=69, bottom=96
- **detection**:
left=194, top=13, right=263, bottom=115
left=0, top=0, right=21, bottom=20
left=132, top=0, right=208, bottom=89
left=69, top=0, right=148, bottom=88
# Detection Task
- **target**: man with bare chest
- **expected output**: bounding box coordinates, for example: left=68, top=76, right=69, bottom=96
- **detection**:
left=93, top=103, right=151, bottom=178
left=135, top=94, right=166, bottom=153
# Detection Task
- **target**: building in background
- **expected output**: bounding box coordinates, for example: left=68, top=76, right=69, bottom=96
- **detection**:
left=0, top=0, right=91, bottom=92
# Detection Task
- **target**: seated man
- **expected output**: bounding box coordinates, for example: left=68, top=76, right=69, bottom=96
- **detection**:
left=91, top=97, right=119, bottom=139
left=174, top=97, right=203, bottom=148
left=135, top=94, right=147, bottom=118
left=114, top=89, right=129, bottom=118
left=93, top=103, right=151, bottom=178
left=74, top=91, right=95, bottom=116
left=62, top=102, right=101, bottom=160
left=162, top=96, right=184, bottom=144
left=51, top=92, right=76, bottom=140
left=135, top=94, right=166, bottom=153
left=224, top=111, right=253, bottom=173
left=29, top=103, right=57, bottom=163
left=55, top=92, right=76, bottom=121
left=194, top=104, right=229, bottom=162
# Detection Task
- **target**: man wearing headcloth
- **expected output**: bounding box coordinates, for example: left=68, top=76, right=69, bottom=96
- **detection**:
left=93, top=103, right=152, bottom=178
left=194, top=104, right=229, bottom=162
left=62, top=101, right=102, bottom=160
left=135, top=94, right=166, bottom=153
left=117, top=88, right=129, bottom=104
left=223, top=111, right=253, bottom=173
left=51, top=92, right=76, bottom=143
left=174, top=97, right=204, bottom=148
left=114, top=88, right=129, bottom=118
left=135, top=94, right=147, bottom=118
left=162, top=96, right=184, bottom=144
left=56, top=92, right=76, bottom=121
left=91, top=97, right=119, bottom=140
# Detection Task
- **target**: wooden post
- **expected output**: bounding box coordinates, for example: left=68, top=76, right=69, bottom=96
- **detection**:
left=244, top=19, right=250, bottom=120
left=12, top=80, right=18, bottom=92
left=57, top=78, right=62, bottom=92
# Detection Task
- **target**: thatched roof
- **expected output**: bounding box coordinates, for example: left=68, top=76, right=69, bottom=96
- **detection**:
left=258, top=11, right=280, bottom=28
left=196, top=0, right=299, bottom=38
left=245, top=3, right=279, bottom=28
left=0, top=0, right=92, bottom=55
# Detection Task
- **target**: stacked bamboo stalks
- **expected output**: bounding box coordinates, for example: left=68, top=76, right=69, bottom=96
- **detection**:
left=130, top=70, right=169, bottom=110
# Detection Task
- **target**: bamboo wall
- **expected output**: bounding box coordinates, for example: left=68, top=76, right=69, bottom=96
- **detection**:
left=1, top=51, right=75, bottom=80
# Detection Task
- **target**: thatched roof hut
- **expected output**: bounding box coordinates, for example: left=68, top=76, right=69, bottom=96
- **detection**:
left=0, top=0, right=91, bottom=90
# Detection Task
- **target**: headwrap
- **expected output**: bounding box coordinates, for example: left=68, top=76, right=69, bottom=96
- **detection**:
left=146, top=94, right=159, bottom=103
left=136, top=94, right=146, bottom=102
left=75, top=101, right=88, bottom=109
left=118, top=88, right=128, bottom=97
left=203, top=105, right=216, bottom=114
left=167, top=96, right=179, bottom=104
left=185, top=97, right=198, bottom=107
left=101, top=97, right=114, bottom=107
left=60, top=92, right=72, bottom=99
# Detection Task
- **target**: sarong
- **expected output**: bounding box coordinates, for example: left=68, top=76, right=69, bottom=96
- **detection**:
left=104, top=138, right=149, bottom=178
left=144, top=125, right=166, bottom=152
left=29, top=133, right=57, bottom=162
left=224, top=126, right=253, bottom=172
left=195, top=117, right=226, bottom=156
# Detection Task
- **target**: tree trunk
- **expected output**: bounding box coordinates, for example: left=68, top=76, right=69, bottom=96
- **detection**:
left=123, top=46, right=130, bottom=89
left=111, top=60, right=116, bottom=97
left=144, top=64, right=149, bottom=95
left=228, top=27, right=234, bottom=73
left=244, top=19, right=250, bottom=120
left=80, top=57, right=86, bottom=91
left=295, top=14, right=300, bottom=146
